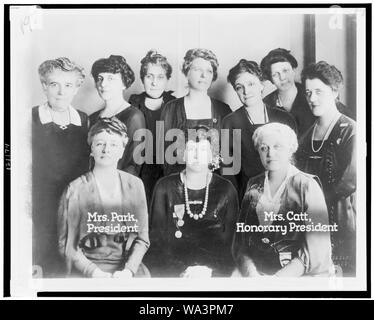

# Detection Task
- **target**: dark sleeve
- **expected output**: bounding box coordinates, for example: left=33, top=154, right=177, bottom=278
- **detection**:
left=128, top=94, right=136, bottom=106
left=220, top=101, right=233, bottom=120
left=263, top=90, right=280, bottom=109
left=334, top=130, right=356, bottom=200
left=80, top=112, right=91, bottom=174
left=88, top=110, right=100, bottom=128
left=80, top=111, right=89, bottom=130
left=232, top=183, right=258, bottom=276
left=283, top=112, right=298, bottom=136
left=119, top=110, right=146, bottom=176
left=145, top=179, right=170, bottom=276
left=128, top=94, right=140, bottom=108
left=221, top=115, right=241, bottom=194
left=159, top=101, right=184, bottom=176
left=220, top=182, right=240, bottom=273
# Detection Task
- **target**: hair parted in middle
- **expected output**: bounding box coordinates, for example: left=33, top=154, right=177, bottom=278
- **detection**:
left=87, top=117, right=129, bottom=148
left=140, top=49, right=173, bottom=81
left=91, top=55, right=135, bottom=89
left=227, top=59, right=263, bottom=87
left=182, top=48, right=219, bottom=82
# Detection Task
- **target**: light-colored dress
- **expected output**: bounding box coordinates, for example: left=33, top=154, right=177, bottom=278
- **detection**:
left=233, top=165, right=334, bottom=276
left=57, top=170, right=149, bottom=277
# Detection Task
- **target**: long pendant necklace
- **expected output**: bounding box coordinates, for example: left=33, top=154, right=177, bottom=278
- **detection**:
left=174, top=172, right=211, bottom=239
left=311, top=113, right=340, bottom=153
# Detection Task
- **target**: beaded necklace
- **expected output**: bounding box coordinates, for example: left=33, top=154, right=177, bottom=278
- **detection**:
left=174, top=171, right=211, bottom=239
left=183, top=171, right=210, bottom=220
left=311, top=113, right=340, bottom=153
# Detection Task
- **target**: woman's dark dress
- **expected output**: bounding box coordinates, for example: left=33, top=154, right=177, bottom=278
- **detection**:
left=264, top=83, right=356, bottom=137
left=296, top=114, right=356, bottom=275
left=146, top=173, right=239, bottom=277
left=263, top=82, right=316, bottom=137
left=158, top=97, right=232, bottom=176
left=222, top=104, right=297, bottom=202
left=90, top=105, right=146, bottom=177
left=32, top=105, right=89, bottom=277
left=129, top=91, right=176, bottom=204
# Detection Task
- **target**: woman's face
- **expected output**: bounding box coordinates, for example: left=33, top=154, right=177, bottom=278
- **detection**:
left=91, top=131, right=125, bottom=168
left=305, top=78, right=338, bottom=117
left=95, top=72, right=125, bottom=101
left=143, top=63, right=168, bottom=99
left=42, top=69, right=80, bottom=110
left=257, top=132, right=292, bottom=172
left=184, top=139, right=213, bottom=173
left=270, top=61, right=296, bottom=91
left=234, top=72, right=264, bottom=107
left=187, top=57, right=214, bottom=91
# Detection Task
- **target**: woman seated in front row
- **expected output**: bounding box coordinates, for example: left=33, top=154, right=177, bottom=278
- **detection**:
left=58, top=118, right=150, bottom=278
left=233, top=123, right=334, bottom=277
left=147, top=125, right=239, bottom=277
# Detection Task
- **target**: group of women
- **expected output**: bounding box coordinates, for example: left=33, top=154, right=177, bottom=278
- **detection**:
left=32, top=47, right=356, bottom=279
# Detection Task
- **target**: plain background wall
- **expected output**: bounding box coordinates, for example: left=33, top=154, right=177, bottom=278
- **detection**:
left=15, top=9, right=309, bottom=115
left=14, top=9, right=356, bottom=116
left=315, top=13, right=356, bottom=115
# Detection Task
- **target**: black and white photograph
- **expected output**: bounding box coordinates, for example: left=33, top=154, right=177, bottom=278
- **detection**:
left=5, top=3, right=369, bottom=298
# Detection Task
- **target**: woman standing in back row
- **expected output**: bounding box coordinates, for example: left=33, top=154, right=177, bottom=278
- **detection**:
left=222, top=59, right=296, bottom=201
left=129, top=50, right=176, bottom=204
left=159, top=48, right=232, bottom=176
left=296, top=61, right=356, bottom=276
left=90, top=54, right=146, bottom=176
left=260, top=48, right=316, bottom=137
left=32, top=57, right=89, bottom=277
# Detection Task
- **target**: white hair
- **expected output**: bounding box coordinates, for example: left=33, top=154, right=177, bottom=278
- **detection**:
left=252, top=122, right=298, bottom=154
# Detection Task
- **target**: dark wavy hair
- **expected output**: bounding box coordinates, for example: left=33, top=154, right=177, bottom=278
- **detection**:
left=38, top=57, right=85, bottom=86
left=301, top=61, right=343, bottom=91
left=91, top=55, right=135, bottom=89
left=182, top=48, right=219, bottom=82
left=260, top=48, right=298, bottom=82
left=87, top=117, right=129, bottom=148
left=227, top=59, right=263, bottom=87
left=140, top=50, right=172, bottom=82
